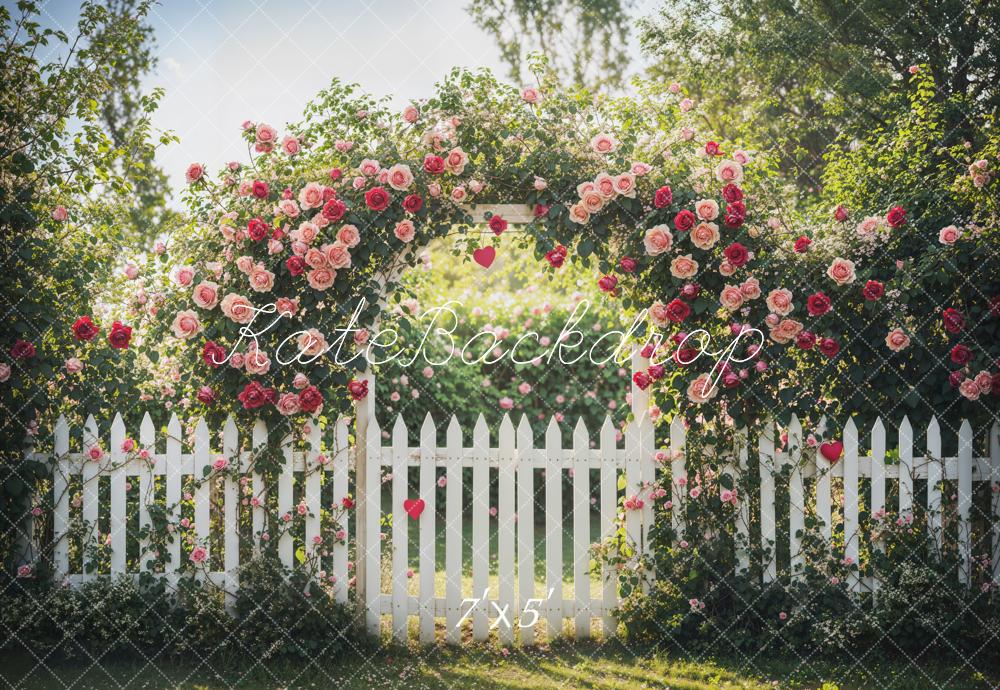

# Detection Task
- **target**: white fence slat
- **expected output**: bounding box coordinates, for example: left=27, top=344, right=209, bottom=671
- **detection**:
left=870, top=417, right=886, bottom=591
left=193, top=414, right=211, bottom=577
left=572, top=418, right=590, bottom=639
left=332, top=417, right=350, bottom=603
left=223, top=416, right=239, bottom=608
left=138, top=413, right=155, bottom=572
left=787, top=415, right=804, bottom=580
left=305, top=418, right=322, bottom=572
left=278, top=427, right=294, bottom=568
left=927, top=416, right=942, bottom=550
left=82, top=415, right=100, bottom=579
left=516, top=415, right=536, bottom=646
left=638, top=413, right=655, bottom=561
left=251, top=419, right=268, bottom=554
left=734, top=427, right=750, bottom=573
left=498, top=414, right=516, bottom=645
left=52, top=416, right=70, bottom=579
left=599, top=416, right=617, bottom=637
left=669, top=415, right=685, bottom=536
left=166, top=415, right=182, bottom=578
left=843, top=418, right=860, bottom=592
left=544, top=417, right=563, bottom=640
left=624, top=421, right=642, bottom=553
left=391, top=414, right=409, bottom=642
left=815, top=416, right=832, bottom=541
left=957, top=419, right=973, bottom=586
left=759, top=419, right=776, bottom=583
left=445, top=416, right=463, bottom=643
left=898, top=416, right=914, bottom=518
left=363, top=417, right=383, bottom=634
left=472, top=414, right=490, bottom=641
left=419, top=414, right=437, bottom=643
left=109, top=414, right=126, bottom=575
left=991, top=422, right=1000, bottom=585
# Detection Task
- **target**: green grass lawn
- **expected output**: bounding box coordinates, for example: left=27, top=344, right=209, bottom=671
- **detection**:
left=1, top=641, right=992, bottom=689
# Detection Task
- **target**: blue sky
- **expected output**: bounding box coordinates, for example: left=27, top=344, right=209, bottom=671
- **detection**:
left=26, top=0, right=652, bottom=191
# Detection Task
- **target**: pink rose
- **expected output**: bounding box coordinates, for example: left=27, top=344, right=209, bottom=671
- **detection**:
left=51, top=206, right=68, bottom=222
left=670, top=254, right=698, bottom=279
left=293, top=373, right=310, bottom=389
left=307, top=268, right=336, bottom=291
left=275, top=297, right=299, bottom=317
left=394, top=219, right=416, bottom=243
left=324, top=242, right=352, bottom=269
left=255, top=123, right=277, bottom=144
left=174, top=266, right=195, bottom=287
left=220, top=293, right=255, bottom=324
left=297, top=329, right=328, bottom=357
left=590, top=134, right=618, bottom=154
left=613, top=172, right=636, bottom=198
left=643, top=225, right=673, bottom=255
left=282, top=135, right=300, bottom=156
left=64, top=357, right=83, bottom=374
left=958, top=379, right=981, bottom=401
left=690, top=222, right=720, bottom=250
left=648, top=301, right=670, bottom=327
left=714, top=160, right=743, bottom=183
left=885, top=328, right=910, bottom=352
left=826, top=257, right=856, bottom=285
left=386, top=163, right=414, bottom=191
left=740, top=277, right=761, bottom=300
left=765, top=288, right=794, bottom=315
left=720, top=285, right=745, bottom=311
left=450, top=186, right=467, bottom=203
left=521, top=87, right=540, bottom=104
left=276, top=392, right=302, bottom=416
left=402, top=105, right=419, bottom=123
left=248, top=266, right=275, bottom=292
left=695, top=199, right=719, bottom=221
left=298, top=182, right=324, bottom=209
left=938, top=225, right=961, bottom=245
left=171, top=310, right=202, bottom=339
left=686, top=374, right=718, bottom=404
left=336, top=224, right=360, bottom=247
left=244, top=349, right=270, bottom=375
left=444, top=147, right=468, bottom=174
left=185, top=163, right=204, bottom=183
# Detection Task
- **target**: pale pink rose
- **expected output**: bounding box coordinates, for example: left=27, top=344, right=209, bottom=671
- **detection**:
left=427, top=183, right=442, bottom=197
left=687, top=374, right=718, bottom=404
left=499, top=397, right=514, bottom=410
left=307, top=268, right=336, bottom=290
left=594, top=173, right=616, bottom=198
left=670, top=254, right=699, bottom=279
left=732, top=150, right=750, bottom=165
left=856, top=216, right=880, bottom=237
left=714, top=160, right=743, bottom=183
left=293, top=373, right=310, bottom=390
left=51, top=206, right=68, bottom=222
left=679, top=98, right=694, bottom=112
left=255, top=123, right=277, bottom=144
left=648, top=301, right=670, bottom=327
left=668, top=82, right=681, bottom=94
left=235, top=255, right=255, bottom=273
left=690, top=222, right=720, bottom=250
left=826, top=257, right=856, bottom=285
left=680, top=126, right=695, bottom=140
left=64, top=357, right=83, bottom=374
left=959, top=379, right=981, bottom=401
left=282, top=135, right=300, bottom=155
left=614, top=172, right=636, bottom=198
left=449, top=186, right=467, bottom=203
left=387, top=163, right=414, bottom=191
left=229, top=353, right=244, bottom=368
left=974, top=371, right=992, bottom=391
left=354, top=329, right=369, bottom=346
left=278, top=199, right=299, bottom=218
left=394, top=219, right=416, bottom=243
left=298, top=329, right=328, bottom=357
left=740, top=277, right=761, bottom=300
left=885, top=328, right=910, bottom=352
left=402, top=105, right=419, bottom=123
left=581, top=189, right=605, bottom=213
left=644, top=225, right=673, bottom=256
left=298, top=182, right=324, bottom=209
left=324, top=242, right=352, bottom=270
left=336, top=224, right=360, bottom=248
left=189, top=545, right=208, bottom=564
left=521, top=87, right=539, bottom=104
left=719, top=260, right=735, bottom=277
left=359, top=158, right=380, bottom=177
left=192, top=281, right=219, bottom=310
left=765, top=288, right=794, bottom=316
left=305, top=247, right=328, bottom=269
left=631, top=162, right=652, bottom=176
left=352, top=176, right=366, bottom=190
left=590, top=133, right=618, bottom=154
left=533, top=176, right=547, bottom=191
left=770, top=319, right=804, bottom=344
left=220, top=293, right=255, bottom=324
left=720, top=285, right=745, bottom=310
left=276, top=392, right=301, bottom=416
left=938, top=225, right=961, bottom=245
left=695, top=199, right=719, bottom=221
left=171, top=310, right=202, bottom=339
left=175, top=266, right=195, bottom=287
left=275, top=297, right=299, bottom=317
left=238, top=181, right=252, bottom=196
left=244, top=348, right=270, bottom=375
left=185, top=163, right=204, bottom=183
left=248, top=266, right=275, bottom=292
left=268, top=239, right=283, bottom=255
left=444, top=147, right=468, bottom=174
left=569, top=203, right=590, bottom=224
left=124, top=264, right=139, bottom=280
left=764, top=313, right=781, bottom=328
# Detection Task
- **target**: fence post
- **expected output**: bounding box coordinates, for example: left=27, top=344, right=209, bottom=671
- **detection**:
left=787, top=415, right=805, bottom=580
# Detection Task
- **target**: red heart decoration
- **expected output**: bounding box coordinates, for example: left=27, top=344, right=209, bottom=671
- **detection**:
left=403, top=498, right=425, bottom=520
left=473, top=246, right=496, bottom=268
left=820, top=441, right=844, bottom=463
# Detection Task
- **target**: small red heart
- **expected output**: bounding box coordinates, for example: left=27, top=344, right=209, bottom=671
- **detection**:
left=473, top=246, right=496, bottom=268
left=820, top=441, right=844, bottom=463
left=403, top=498, right=425, bottom=520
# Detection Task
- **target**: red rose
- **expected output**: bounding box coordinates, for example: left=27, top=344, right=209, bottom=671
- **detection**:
left=680, top=283, right=700, bottom=301
left=632, top=371, right=651, bottom=390
left=598, top=274, right=618, bottom=293
left=990, top=295, right=1000, bottom=317
left=252, top=180, right=269, bottom=199
left=705, top=141, right=721, bottom=156
left=341, top=496, right=355, bottom=509
left=423, top=154, right=445, bottom=174
left=722, top=184, right=743, bottom=203
left=403, top=194, right=423, bottom=213
left=723, top=242, right=749, bottom=267
left=322, top=186, right=338, bottom=202
left=722, top=372, right=741, bottom=388
left=942, top=308, right=964, bottom=334
left=647, top=364, right=666, bottom=381
left=992, top=373, right=1000, bottom=395
left=665, top=298, right=691, bottom=323
left=862, top=280, right=884, bottom=301
left=10, top=339, right=35, bottom=359
left=793, top=236, right=812, bottom=253
left=818, top=337, right=840, bottom=358
left=653, top=185, right=673, bottom=208
left=833, top=205, right=849, bottom=222
left=724, top=209, right=745, bottom=229
left=796, top=331, right=816, bottom=350
left=950, top=344, right=972, bottom=365
left=674, top=209, right=696, bottom=232
left=108, top=321, right=132, bottom=349
left=807, top=292, right=832, bottom=317
left=545, top=245, right=567, bottom=268
left=329, top=168, right=343, bottom=181
left=619, top=256, right=637, bottom=273
left=196, top=386, right=215, bottom=405
left=674, top=348, right=698, bottom=366
left=347, top=379, right=369, bottom=401
left=286, top=255, right=306, bottom=276
left=948, top=370, right=965, bottom=387
left=364, top=186, right=390, bottom=211
left=299, top=385, right=324, bottom=413
left=886, top=205, right=906, bottom=228
left=488, top=215, right=508, bottom=236
left=248, top=218, right=270, bottom=242
left=202, top=341, right=227, bottom=368
left=72, top=315, right=99, bottom=341
left=238, top=381, right=271, bottom=410
left=322, top=198, right=346, bottom=221
left=533, top=204, right=549, bottom=217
